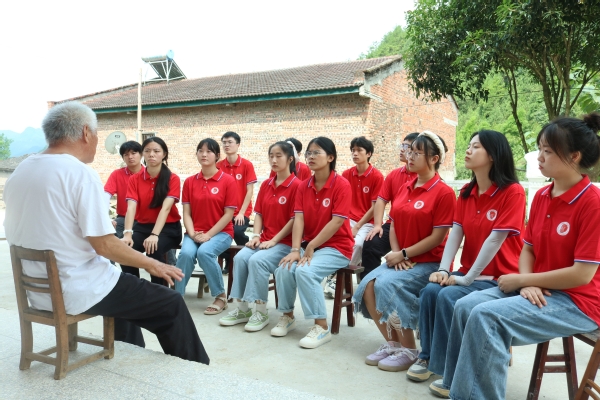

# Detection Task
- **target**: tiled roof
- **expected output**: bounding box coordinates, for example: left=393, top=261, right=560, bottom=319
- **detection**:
left=59, top=56, right=401, bottom=111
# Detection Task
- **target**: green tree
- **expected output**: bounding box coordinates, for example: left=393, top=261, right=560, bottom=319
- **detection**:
left=0, top=133, right=12, bottom=160
left=405, top=0, right=600, bottom=153
left=360, top=26, right=409, bottom=59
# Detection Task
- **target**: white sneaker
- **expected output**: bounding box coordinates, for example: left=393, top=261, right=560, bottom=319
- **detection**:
left=270, top=315, right=296, bottom=337
left=324, top=278, right=336, bottom=299
left=244, top=311, right=270, bottom=332
left=299, top=325, right=332, bottom=349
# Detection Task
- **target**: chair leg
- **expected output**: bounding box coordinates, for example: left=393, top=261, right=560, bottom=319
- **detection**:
left=331, top=272, right=343, bottom=335
left=54, top=322, right=70, bottom=380
left=19, top=319, right=34, bottom=370
left=528, top=341, right=550, bottom=400
left=227, top=253, right=234, bottom=303
left=197, top=275, right=206, bottom=298
left=68, top=323, right=78, bottom=351
left=104, top=317, right=115, bottom=360
left=345, top=273, right=355, bottom=327
left=575, top=339, right=600, bottom=400
left=274, top=279, right=279, bottom=309
left=563, top=337, right=578, bottom=400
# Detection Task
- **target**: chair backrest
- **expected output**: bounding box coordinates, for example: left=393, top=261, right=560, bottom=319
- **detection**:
left=10, top=245, right=67, bottom=321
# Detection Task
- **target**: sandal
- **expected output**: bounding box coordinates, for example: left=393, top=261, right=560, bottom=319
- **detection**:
left=204, top=297, right=228, bottom=315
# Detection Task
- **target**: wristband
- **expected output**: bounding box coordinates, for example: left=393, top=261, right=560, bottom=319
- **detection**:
left=438, top=269, right=450, bottom=276
left=250, top=233, right=261, bottom=239
left=290, top=248, right=300, bottom=253
left=402, top=248, right=410, bottom=261
left=123, top=229, right=133, bottom=234
left=150, top=233, right=159, bottom=237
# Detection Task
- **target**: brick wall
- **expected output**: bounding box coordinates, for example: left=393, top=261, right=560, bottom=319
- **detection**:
left=91, top=69, right=457, bottom=184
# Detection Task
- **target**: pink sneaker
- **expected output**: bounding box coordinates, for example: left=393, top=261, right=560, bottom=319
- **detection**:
left=378, top=347, right=419, bottom=372
left=365, top=343, right=398, bottom=366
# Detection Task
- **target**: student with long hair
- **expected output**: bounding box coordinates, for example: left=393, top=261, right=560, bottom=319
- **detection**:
left=353, top=132, right=455, bottom=372
left=430, top=114, right=600, bottom=400
left=220, top=141, right=301, bottom=331
left=268, top=137, right=311, bottom=181
left=174, top=138, right=237, bottom=315
left=274, top=136, right=354, bottom=348
left=121, top=137, right=182, bottom=288
left=362, top=133, right=419, bottom=279
left=407, top=130, right=525, bottom=384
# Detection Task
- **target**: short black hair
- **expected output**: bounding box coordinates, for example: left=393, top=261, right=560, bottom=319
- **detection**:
left=221, top=131, right=241, bottom=144
left=284, top=137, right=303, bottom=153
left=350, top=136, right=374, bottom=162
left=307, top=136, right=337, bottom=172
left=404, top=132, right=419, bottom=142
left=119, top=140, right=142, bottom=157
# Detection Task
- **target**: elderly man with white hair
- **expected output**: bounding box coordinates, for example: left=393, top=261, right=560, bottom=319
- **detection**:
left=4, top=101, right=209, bottom=364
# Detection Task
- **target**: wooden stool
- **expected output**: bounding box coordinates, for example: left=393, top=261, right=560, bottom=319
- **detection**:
left=331, top=265, right=364, bottom=335
left=575, top=331, right=600, bottom=400
left=528, top=337, right=579, bottom=400
left=10, top=245, right=114, bottom=380
left=218, top=245, right=244, bottom=302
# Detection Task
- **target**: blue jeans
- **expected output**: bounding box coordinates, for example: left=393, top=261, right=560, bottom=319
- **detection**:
left=418, top=273, right=497, bottom=375
left=174, top=233, right=232, bottom=297
left=228, top=244, right=290, bottom=303
left=353, top=262, right=439, bottom=329
left=442, top=287, right=598, bottom=400
left=275, top=247, right=349, bottom=320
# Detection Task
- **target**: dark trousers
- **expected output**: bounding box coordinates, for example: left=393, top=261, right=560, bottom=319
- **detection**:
left=121, top=221, right=182, bottom=286
left=361, top=222, right=391, bottom=279
left=219, top=216, right=249, bottom=268
left=85, top=273, right=209, bottom=365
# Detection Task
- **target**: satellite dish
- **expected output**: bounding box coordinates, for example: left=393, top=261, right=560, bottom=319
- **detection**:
left=105, top=131, right=127, bottom=154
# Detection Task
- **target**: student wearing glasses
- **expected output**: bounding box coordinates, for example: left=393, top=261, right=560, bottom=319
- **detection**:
left=352, top=132, right=455, bottom=372
left=216, top=131, right=258, bottom=273
left=275, top=137, right=354, bottom=348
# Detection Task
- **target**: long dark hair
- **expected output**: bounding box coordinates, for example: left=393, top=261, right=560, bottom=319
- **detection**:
left=142, top=137, right=172, bottom=209
left=537, top=112, right=600, bottom=169
left=411, top=134, right=448, bottom=171
left=307, top=136, right=337, bottom=171
left=269, top=141, right=296, bottom=174
left=196, top=138, right=221, bottom=163
left=461, top=130, right=519, bottom=199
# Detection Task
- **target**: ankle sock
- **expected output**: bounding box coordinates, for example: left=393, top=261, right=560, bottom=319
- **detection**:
left=238, top=301, right=249, bottom=312
left=255, top=302, right=267, bottom=314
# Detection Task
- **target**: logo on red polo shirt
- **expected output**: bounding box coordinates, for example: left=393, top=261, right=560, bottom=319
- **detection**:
left=487, top=209, right=498, bottom=221
left=322, top=198, right=331, bottom=207
left=363, top=186, right=370, bottom=193
left=414, top=200, right=424, bottom=209
left=279, top=196, right=287, bottom=204
left=236, top=174, right=242, bottom=180
left=557, top=222, right=570, bottom=236
left=211, top=187, right=219, bottom=194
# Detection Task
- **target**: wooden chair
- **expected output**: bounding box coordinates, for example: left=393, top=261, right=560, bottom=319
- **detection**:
left=331, top=264, right=364, bottom=334
left=10, top=245, right=114, bottom=380
left=528, top=331, right=600, bottom=400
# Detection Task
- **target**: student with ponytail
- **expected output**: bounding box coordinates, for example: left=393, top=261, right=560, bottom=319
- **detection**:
left=352, top=131, right=456, bottom=372
left=220, top=141, right=301, bottom=331
left=431, top=113, right=600, bottom=400
left=121, top=137, right=182, bottom=287
left=408, top=130, right=525, bottom=385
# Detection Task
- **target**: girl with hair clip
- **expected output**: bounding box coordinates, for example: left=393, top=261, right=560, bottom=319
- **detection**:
left=220, top=141, right=301, bottom=331
left=174, top=138, right=238, bottom=315
left=274, top=136, right=354, bottom=348
left=268, top=138, right=311, bottom=181
left=352, top=131, right=456, bottom=372
left=430, top=113, right=600, bottom=400
left=121, top=137, right=182, bottom=287
left=407, top=130, right=525, bottom=385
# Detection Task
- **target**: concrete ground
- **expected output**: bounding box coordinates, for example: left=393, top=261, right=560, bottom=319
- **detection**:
left=0, top=212, right=597, bottom=399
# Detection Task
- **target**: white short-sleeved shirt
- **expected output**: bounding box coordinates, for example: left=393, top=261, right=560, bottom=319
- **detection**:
left=4, top=154, right=120, bottom=315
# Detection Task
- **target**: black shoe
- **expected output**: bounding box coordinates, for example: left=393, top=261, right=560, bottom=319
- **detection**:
left=222, top=265, right=229, bottom=275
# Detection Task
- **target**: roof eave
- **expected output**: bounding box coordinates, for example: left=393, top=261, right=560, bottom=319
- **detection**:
left=92, top=86, right=363, bottom=114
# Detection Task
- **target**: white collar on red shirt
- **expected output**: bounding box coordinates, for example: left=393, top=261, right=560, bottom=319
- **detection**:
left=267, top=173, right=297, bottom=188
left=407, top=173, right=441, bottom=192
left=224, top=155, right=243, bottom=167
left=466, top=182, right=500, bottom=198
left=541, top=175, right=592, bottom=205
left=352, top=164, right=374, bottom=177
left=196, top=170, right=225, bottom=181
left=307, top=170, right=337, bottom=189
left=125, top=165, right=144, bottom=176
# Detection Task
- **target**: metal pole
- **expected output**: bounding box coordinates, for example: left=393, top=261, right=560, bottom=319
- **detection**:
left=137, top=68, right=142, bottom=142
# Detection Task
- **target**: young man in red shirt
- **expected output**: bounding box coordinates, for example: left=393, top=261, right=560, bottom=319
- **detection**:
left=216, top=131, right=258, bottom=273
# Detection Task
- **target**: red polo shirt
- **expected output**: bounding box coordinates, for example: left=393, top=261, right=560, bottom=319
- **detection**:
left=269, top=161, right=311, bottom=181
left=523, top=176, right=600, bottom=326
left=255, top=174, right=301, bottom=246
left=389, top=174, right=455, bottom=263
left=294, top=171, right=354, bottom=259
left=104, top=166, right=145, bottom=216
left=182, top=170, right=237, bottom=238
left=342, top=164, right=384, bottom=223
left=378, top=166, right=417, bottom=224
left=455, top=182, right=525, bottom=278
left=126, top=169, right=181, bottom=224
left=217, top=155, right=257, bottom=217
